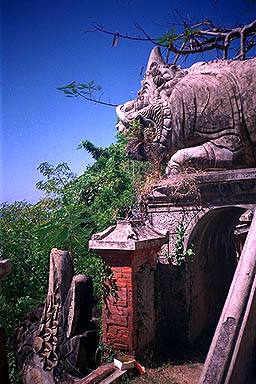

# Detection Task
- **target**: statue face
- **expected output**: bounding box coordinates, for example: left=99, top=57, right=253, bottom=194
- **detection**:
left=116, top=47, right=182, bottom=160
left=117, top=63, right=177, bottom=130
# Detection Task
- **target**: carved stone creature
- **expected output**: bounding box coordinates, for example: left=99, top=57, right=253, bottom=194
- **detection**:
left=13, top=249, right=99, bottom=383
left=116, top=47, right=256, bottom=175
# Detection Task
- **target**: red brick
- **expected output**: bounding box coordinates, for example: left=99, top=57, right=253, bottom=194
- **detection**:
left=113, top=343, right=128, bottom=351
left=115, top=292, right=126, bottom=302
left=106, top=305, right=123, bottom=315
left=122, top=272, right=132, bottom=279
left=117, top=329, right=129, bottom=337
left=115, top=300, right=127, bottom=307
left=107, top=325, right=121, bottom=333
left=106, top=315, right=127, bottom=327
left=113, top=273, right=122, bottom=279
left=115, top=281, right=127, bottom=287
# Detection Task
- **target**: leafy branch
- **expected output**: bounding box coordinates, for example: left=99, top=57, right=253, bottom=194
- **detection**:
left=57, top=81, right=118, bottom=107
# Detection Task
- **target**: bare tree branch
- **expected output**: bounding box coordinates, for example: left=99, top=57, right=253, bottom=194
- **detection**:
left=167, top=20, right=256, bottom=61
left=88, top=18, right=256, bottom=64
left=76, top=91, right=118, bottom=107
left=86, top=22, right=151, bottom=43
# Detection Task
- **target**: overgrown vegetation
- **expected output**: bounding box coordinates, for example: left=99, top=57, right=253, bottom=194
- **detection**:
left=0, top=133, right=143, bottom=383
left=173, top=222, right=194, bottom=267
left=0, top=127, right=197, bottom=382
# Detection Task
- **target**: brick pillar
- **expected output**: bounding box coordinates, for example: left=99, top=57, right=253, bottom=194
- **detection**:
left=99, top=249, right=159, bottom=356
left=89, top=220, right=168, bottom=357
left=0, top=259, right=11, bottom=384
left=102, top=261, right=134, bottom=352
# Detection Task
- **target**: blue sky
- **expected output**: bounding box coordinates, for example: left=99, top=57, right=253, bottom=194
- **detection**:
left=2, top=0, right=254, bottom=203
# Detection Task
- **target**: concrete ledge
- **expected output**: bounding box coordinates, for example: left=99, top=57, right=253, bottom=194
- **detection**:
left=147, top=168, right=256, bottom=210
left=195, top=168, right=256, bottom=183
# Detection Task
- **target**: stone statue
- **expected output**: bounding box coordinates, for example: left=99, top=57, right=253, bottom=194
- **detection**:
left=13, top=249, right=99, bottom=384
left=116, top=47, right=256, bottom=176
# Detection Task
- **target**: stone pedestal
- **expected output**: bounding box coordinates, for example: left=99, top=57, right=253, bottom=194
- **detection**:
left=0, top=259, right=11, bottom=384
left=89, top=220, right=168, bottom=357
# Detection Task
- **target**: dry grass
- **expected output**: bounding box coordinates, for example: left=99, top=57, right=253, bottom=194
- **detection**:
left=121, top=362, right=203, bottom=383
left=138, top=167, right=201, bottom=214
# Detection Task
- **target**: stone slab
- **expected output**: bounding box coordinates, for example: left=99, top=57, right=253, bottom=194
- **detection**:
left=77, top=364, right=115, bottom=383
left=89, top=220, right=168, bottom=251
left=100, top=368, right=127, bottom=384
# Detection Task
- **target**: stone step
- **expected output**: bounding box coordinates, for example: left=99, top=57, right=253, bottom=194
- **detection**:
left=78, top=364, right=127, bottom=384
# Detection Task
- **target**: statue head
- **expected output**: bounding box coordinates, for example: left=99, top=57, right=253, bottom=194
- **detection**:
left=116, top=47, right=185, bottom=160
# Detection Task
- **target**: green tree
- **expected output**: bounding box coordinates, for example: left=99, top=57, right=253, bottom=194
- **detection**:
left=0, top=200, right=51, bottom=338
left=0, top=133, right=142, bottom=382
left=0, top=133, right=140, bottom=336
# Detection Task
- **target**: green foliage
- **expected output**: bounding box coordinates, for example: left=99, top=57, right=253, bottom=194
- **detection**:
left=0, top=201, right=50, bottom=338
left=36, top=162, right=76, bottom=197
left=78, top=140, right=105, bottom=160
left=57, top=80, right=102, bottom=99
left=173, top=222, right=194, bottom=267
left=0, top=132, right=139, bottom=337
left=155, top=26, right=200, bottom=49
left=77, top=133, right=140, bottom=230
left=156, top=29, right=178, bottom=47
left=0, top=133, right=142, bottom=382
left=184, top=27, right=200, bottom=39
left=33, top=135, right=139, bottom=298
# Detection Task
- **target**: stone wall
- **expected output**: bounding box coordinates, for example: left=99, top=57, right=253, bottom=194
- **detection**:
left=147, top=169, right=256, bottom=348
